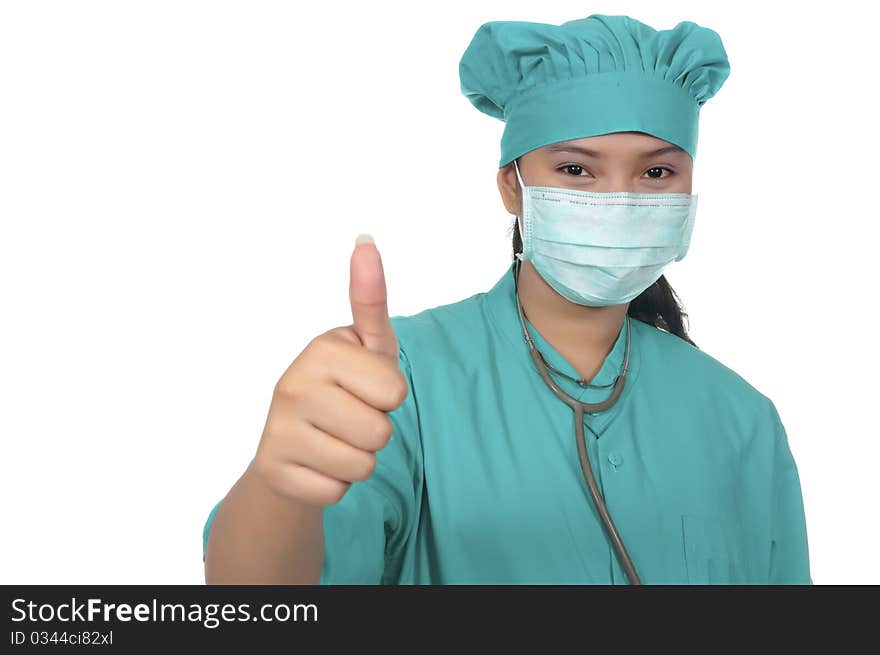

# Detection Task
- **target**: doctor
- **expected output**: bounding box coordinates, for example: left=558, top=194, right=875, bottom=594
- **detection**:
left=203, top=14, right=812, bottom=584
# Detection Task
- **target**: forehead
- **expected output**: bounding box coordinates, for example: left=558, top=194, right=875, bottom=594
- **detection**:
left=540, top=132, right=687, bottom=157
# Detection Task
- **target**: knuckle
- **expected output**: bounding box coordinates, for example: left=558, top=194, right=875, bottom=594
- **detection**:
left=273, top=376, right=300, bottom=401
left=306, top=334, right=334, bottom=362
left=314, top=332, right=335, bottom=350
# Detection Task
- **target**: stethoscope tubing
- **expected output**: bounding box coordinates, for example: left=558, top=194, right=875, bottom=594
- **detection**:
left=514, top=258, right=641, bottom=585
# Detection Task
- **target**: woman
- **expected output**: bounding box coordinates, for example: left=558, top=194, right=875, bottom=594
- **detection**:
left=202, top=14, right=811, bottom=585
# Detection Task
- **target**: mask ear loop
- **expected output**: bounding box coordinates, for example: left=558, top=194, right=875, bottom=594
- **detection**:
left=513, top=159, right=526, bottom=261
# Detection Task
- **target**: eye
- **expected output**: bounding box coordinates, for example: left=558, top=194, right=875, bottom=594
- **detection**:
left=558, top=164, right=590, bottom=177
left=643, top=166, right=675, bottom=179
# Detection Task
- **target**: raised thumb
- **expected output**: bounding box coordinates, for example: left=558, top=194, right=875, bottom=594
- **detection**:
left=349, top=234, right=399, bottom=361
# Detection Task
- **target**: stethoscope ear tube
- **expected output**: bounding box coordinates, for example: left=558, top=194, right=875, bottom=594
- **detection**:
left=515, top=258, right=641, bottom=585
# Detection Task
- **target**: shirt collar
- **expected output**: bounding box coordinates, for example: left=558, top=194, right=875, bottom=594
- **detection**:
left=482, top=261, right=639, bottom=411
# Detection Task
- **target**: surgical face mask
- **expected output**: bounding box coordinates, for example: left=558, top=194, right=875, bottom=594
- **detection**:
left=513, top=159, right=698, bottom=307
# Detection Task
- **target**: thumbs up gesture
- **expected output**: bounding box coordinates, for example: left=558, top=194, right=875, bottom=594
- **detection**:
left=349, top=234, right=400, bottom=361
left=251, top=235, right=410, bottom=507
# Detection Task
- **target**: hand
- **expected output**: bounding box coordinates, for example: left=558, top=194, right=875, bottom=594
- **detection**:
left=252, top=235, right=409, bottom=506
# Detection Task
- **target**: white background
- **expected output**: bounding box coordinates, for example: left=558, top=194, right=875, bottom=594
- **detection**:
left=1, top=0, right=877, bottom=584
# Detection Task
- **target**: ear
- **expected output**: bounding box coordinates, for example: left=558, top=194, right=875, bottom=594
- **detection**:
left=497, top=163, right=521, bottom=217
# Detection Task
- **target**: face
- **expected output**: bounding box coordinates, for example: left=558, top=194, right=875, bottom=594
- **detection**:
left=498, top=131, right=693, bottom=216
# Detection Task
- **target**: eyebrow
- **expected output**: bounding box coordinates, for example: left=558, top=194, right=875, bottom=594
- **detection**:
left=546, top=143, right=686, bottom=158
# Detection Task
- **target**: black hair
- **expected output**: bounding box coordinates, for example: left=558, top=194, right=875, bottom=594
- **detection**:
left=510, top=159, right=698, bottom=348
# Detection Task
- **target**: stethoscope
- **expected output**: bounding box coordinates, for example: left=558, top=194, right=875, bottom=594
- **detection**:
left=513, top=256, right=641, bottom=585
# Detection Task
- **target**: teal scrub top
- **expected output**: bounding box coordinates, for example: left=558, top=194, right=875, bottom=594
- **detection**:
left=202, top=261, right=812, bottom=584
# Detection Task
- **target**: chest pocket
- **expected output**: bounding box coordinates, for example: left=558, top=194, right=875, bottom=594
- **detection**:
left=681, top=514, right=741, bottom=584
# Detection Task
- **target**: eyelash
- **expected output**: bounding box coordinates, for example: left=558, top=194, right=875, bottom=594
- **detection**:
left=557, top=164, right=676, bottom=178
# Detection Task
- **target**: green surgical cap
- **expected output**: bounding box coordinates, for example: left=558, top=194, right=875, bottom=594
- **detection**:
left=459, top=14, right=730, bottom=167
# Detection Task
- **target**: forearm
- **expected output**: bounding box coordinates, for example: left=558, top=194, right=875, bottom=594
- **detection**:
left=204, top=460, right=325, bottom=585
